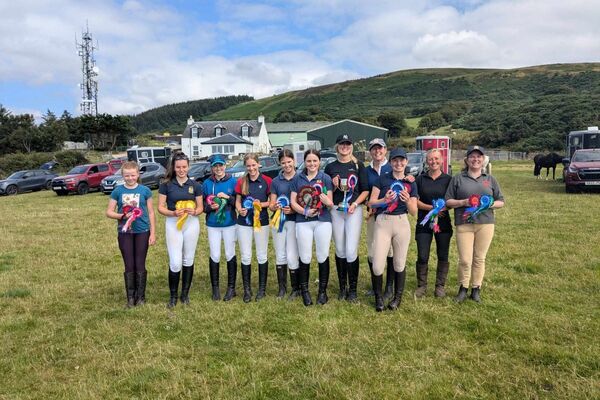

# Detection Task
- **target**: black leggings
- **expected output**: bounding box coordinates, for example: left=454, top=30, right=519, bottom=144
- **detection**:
left=415, top=232, right=452, bottom=265
left=118, top=231, right=150, bottom=273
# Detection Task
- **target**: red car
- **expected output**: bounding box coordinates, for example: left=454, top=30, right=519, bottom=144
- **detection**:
left=52, top=160, right=122, bottom=195
left=565, top=149, right=600, bottom=193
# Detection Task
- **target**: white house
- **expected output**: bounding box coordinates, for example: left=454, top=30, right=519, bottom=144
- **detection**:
left=181, top=115, right=271, bottom=160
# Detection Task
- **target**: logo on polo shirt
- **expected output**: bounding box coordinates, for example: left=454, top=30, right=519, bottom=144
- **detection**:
left=188, top=187, right=194, bottom=194
left=259, top=185, right=263, bottom=189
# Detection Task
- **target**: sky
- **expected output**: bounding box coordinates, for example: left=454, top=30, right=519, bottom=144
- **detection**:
left=1, top=0, right=599, bottom=121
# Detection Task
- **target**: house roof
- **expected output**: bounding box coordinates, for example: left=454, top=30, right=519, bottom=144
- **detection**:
left=183, top=119, right=261, bottom=139
left=202, top=133, right=253, bottom=145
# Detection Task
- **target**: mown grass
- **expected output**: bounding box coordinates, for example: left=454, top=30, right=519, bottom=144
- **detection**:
left=0, top=161, right=599, bottom=399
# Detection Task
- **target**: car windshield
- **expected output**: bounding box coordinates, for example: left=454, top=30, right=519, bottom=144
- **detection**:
left=573, top=152, right=600, bottom=162
left=67, top=166, right=88, bottom=174
left=189, top=163, right=208, bottom=174
left=407, top=154, right=423, bottom=164
left=7, top=171, right=26, bottom=179
left=231, top=160, right=244, bottom=169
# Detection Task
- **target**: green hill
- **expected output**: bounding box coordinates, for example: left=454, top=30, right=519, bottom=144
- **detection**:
left=136, top=64, right=600, bottom=151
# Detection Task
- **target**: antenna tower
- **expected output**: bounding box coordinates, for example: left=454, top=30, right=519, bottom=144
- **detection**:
left=76, top=24, right=98, bottom=116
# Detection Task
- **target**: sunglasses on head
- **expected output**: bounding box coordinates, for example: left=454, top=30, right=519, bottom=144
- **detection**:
left=173, top=153, right=188, bottom=161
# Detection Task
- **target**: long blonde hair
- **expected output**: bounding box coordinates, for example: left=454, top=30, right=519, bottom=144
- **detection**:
left=240, top=153, right=260, bottom=195
left=335, top=142, right=358, bottom=164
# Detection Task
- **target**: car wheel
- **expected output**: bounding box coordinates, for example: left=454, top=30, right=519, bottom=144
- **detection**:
left=45, top=180, right=52, bottom=190
left=5, top=185, right=18, bottom=195
left=77, top=182, right=89, bottom=195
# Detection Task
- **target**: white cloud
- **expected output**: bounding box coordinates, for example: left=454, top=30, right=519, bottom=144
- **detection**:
left=412, top=30, right=498, bottom=66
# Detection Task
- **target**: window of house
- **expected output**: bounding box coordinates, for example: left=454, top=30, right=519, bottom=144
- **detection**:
left=212, top=145, right=235, bottom=154
left=193, top=146, right=199, bottom=157
left=191, top=127, right=198, bottom=138
left=241, top=126, right=249, bottom=137
left=215, top=127, right=222, bottom=137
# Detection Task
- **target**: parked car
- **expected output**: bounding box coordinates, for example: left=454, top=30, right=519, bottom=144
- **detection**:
left=52, top=160, right=121, bottom=195
left=40, top=161, right=59, bottom=171
left=0, top=169, right=58, bottom=195
left=188, top=161, right=212, bottom=183
left=406, top=151, right=426, bottom=177
left=226, top=156, right=281, bottom=178
left=296, top=157, right=337, bottom=172
left=564, top=149, right=600, bottom=193
left=100, top=162, right=166, bottom=194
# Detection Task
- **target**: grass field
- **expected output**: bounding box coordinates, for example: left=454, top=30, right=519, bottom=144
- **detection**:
left=1, top=161, right=598, bottom=399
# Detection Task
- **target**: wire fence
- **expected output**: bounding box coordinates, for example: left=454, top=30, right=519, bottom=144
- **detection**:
left=451, top=150, right=528, bottom=161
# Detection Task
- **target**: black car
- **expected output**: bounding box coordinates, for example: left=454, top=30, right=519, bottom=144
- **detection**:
left=188, top=162, right=212, bottom=183
left=226, top=156, right=281, bottom=179
left=0, top=169, right=58, bottom=195
left=100, top=162, right=166, bottom=194
left=406, top=151, right=426, bottom=177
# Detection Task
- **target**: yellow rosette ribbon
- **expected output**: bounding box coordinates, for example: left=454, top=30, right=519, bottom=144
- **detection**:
left=175, top=200, right=196, bottom=230
left=252, top=199, right=262, bottom=231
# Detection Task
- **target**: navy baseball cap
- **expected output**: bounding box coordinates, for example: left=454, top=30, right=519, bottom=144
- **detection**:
left=466, top=145, right=485, bottom=156
left=210, top=154, right=226, bottom=166
left=389, top=148, right=407, bottom=160
left=336, top=134, right=353, bottom=144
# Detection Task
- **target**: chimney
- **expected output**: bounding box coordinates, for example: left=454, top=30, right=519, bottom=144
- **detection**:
left=257, top=115, right=265, bottom=124
left=187, top=115, right=194, bottom=126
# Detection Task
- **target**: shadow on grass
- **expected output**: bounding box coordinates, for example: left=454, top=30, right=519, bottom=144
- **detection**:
left=2, top=288, right=31, bottom=298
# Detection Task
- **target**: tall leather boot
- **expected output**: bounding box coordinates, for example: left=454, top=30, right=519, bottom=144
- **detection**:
left=299, top=261, right=313, bottom=306
left=346, top=257, right=359, bottom=303
left=167, top=269, right=180, bottom=308
left=180, top=264, right=194, bottom=305
left=383, top=257, right=395, bottom=300
left=414, top=262, right=429, bottom=298
left=255, top=262, right=268, bottom=301
left=241, top=263, right=252, bottom=303
left=317, top=257, right=330, bottom=305
left=209, top=259, right=220, bottom=301
left=435, top=261, right=450, bottom=298
left=124, top=272, right=136, bottom=308
left=223, top=256, right=237, bottom=301
left=134, top=270, right=147, bottom=306
left=335, top=256, right=348, bottom=300
left=276, top=264, right=287, bottom=299
left=372, top=273, right=384, bottom=312
left=387, top=269, right=406, bottom=310
left=366, top=259, right=374, bottom=296
left=288, top=267, right=300, bottom=301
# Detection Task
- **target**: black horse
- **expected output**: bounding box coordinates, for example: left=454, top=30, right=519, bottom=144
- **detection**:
left=533, top=152, right=564, bottom=180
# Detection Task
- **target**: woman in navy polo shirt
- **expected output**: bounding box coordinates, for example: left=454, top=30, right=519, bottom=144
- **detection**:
left=368, top=148, right=418, bottom=312
left=268, top=149, right=299, bottom=300
left=290, top=149, right=334, bottom=306
left=158, top=152, right=203, bottom=308
left=235, top=153, right=272, bottom=303
left=202, top=154, right=238, bottom=301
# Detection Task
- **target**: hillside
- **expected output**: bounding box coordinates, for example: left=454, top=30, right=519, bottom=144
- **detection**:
left=136, top=64, right=600, bottom=151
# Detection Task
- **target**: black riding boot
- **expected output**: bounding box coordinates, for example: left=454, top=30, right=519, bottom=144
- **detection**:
left=317, top=257, right=330, bottom=305
left=134, top=270, right=147, bottom=306
left=124, top=272, right=136, bottom=308
left=366, top=259, right=374, bottom=296
left=180, top=265, right=194, bottom=305
left=288, top=267, right=300, bottom=301
left=383, top=257, right=395, bottom=300
left=435, top=261, right=450, bottom=298
left=470, top=286, right=482, bottom=303
left=454, top=285, right=468, bottom=303
left=223, top=256, right=237, bottom=301
left=167, top=269, right=180, bottom=308
left=276, top=264, right=287, bottom=299
left=255, top=262, right=268, bottom=301
left=415, top=262, right=429, bottom=298
left=299, top=261, right=313, bottom=306
left=209, top=259, right=220, bottom=301
left=372, top=273, right=384, bottom=312
left=241, top=263, right=252, bottom=303
left=387, top=269, right=406, bottom=310
left=335, top=256, right=348, bottom=300
left=346, top=257, right=359, bottom=302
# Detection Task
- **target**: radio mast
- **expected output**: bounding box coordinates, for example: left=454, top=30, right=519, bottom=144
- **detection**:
left=76, top=24, right=98, bottom=116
